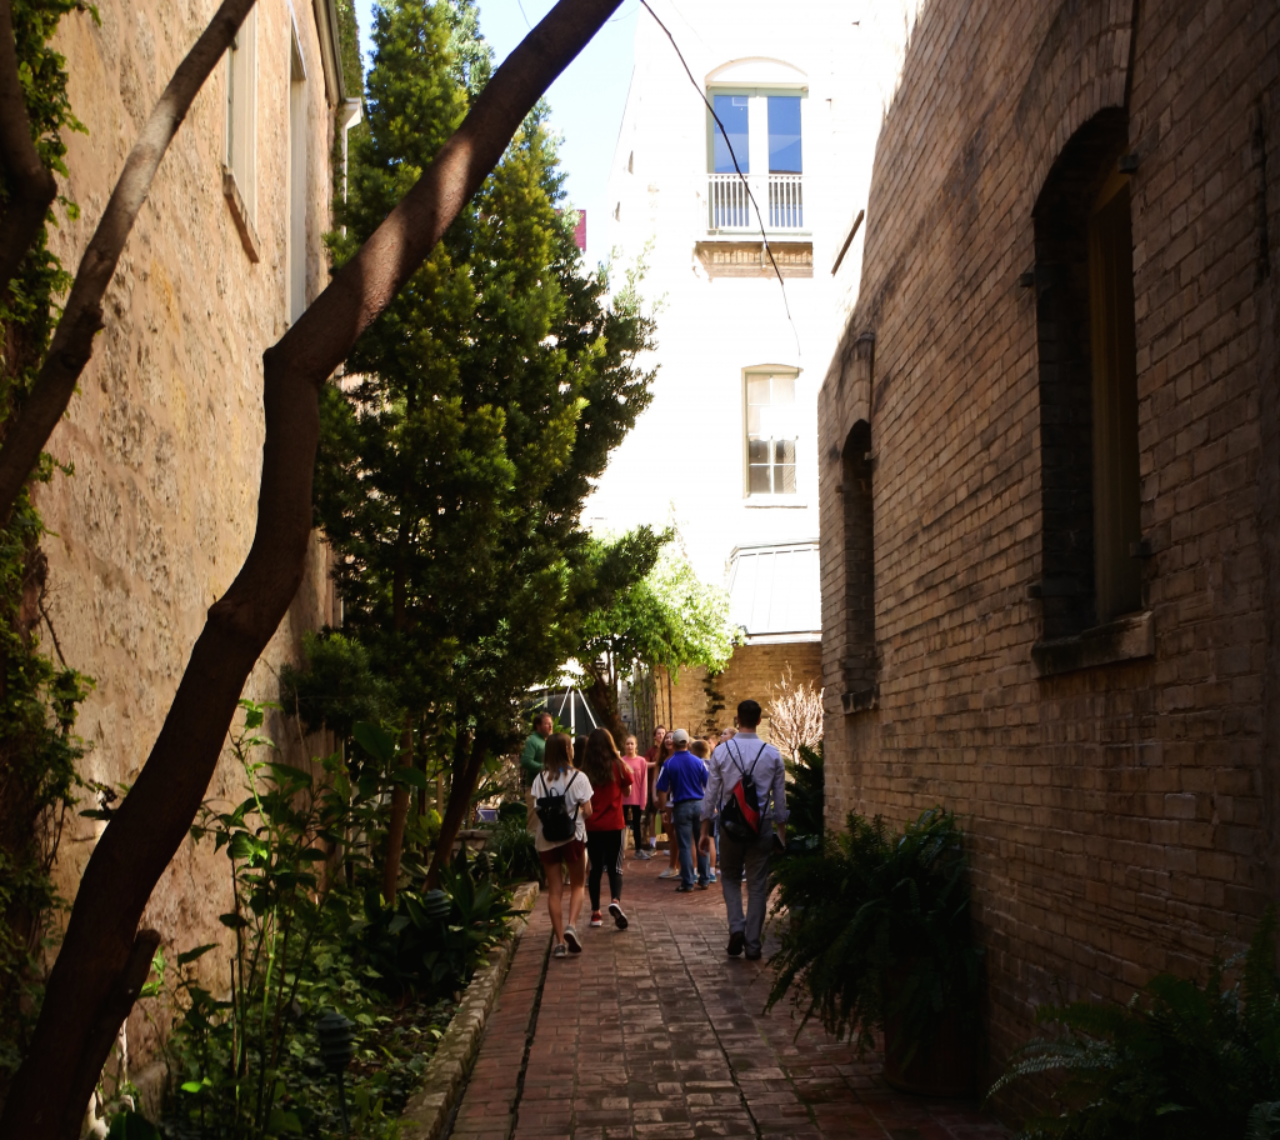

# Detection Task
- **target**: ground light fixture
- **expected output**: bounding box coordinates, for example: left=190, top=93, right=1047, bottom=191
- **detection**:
left=317, top=1009, right=356, bottom=1130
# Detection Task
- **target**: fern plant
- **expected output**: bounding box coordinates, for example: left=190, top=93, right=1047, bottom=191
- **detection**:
left=766, top=808, right=982, bottom=1062
left=991, top=910, right=1280, bottom=1139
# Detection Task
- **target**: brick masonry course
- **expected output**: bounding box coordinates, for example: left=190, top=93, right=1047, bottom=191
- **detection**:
left=817, top=0, right=1280, bottom=1116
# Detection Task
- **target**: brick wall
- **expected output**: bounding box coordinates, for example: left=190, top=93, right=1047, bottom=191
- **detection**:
left=818, top=0, right=1280, bottom=1111
left=658, top=641, right=823, bottom=745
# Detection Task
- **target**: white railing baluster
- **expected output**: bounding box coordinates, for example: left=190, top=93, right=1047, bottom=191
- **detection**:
left=705, top=174, right=804, bottom=235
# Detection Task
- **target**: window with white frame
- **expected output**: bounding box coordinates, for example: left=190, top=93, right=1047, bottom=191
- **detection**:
left=745, top=369, right=799, bottom=495
left=707, top=88, right=804, bottom=231
left=225, top=6, right=257, bottom=221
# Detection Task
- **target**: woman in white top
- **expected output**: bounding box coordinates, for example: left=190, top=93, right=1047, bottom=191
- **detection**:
left=529, top=733, right=594, bottom=957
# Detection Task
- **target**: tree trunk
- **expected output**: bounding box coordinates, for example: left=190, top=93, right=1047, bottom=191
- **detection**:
left=426, top=730, right=487, bottom=889
left=382, top=715, right=413, bottom=904
left=0, top=3, right=622, bottom=1133
left=585, top=664, right=625, bottom=745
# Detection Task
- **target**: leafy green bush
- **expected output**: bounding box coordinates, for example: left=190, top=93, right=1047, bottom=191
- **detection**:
left=767, top=808, right=983, bottom=1062
left=990, top=910, right=1280, bottom=1139
left=782, top=743, right=824, bottom=853
left=482, top=814, right=542, bottom=885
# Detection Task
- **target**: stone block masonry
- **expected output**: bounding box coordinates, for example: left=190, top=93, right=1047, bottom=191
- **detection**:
left=817, top=0, right=1280, bottom=1116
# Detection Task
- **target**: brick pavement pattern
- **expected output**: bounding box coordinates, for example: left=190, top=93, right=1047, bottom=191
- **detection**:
left=448, top=856, right=1007, bottom=1140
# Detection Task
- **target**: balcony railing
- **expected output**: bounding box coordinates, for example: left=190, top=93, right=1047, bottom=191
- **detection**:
left=704, top=173, right=806, bottom=234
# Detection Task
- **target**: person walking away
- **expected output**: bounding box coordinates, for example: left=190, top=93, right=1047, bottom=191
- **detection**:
left=520, top=710, right=553, bottom=783
left=656, top=729, right=710, bottom=892
left=528, top=733, right=593, bottom=957
left=654, top=731, right=680, bottom=878
left=581, top=727, right=633, bottom=930
left=644, top=726, right=666, bottom=854
left=689, top=740, right=717, bottom=884
left=622, top=735, right=650, bottom=859
left=700, top=700, right=786, bottom=959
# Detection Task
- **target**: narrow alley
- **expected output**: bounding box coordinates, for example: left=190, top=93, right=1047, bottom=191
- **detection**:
left=447, top=855, right=1008, bottom=1140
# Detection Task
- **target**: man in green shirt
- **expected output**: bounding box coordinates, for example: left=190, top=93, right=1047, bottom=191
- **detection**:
left=520, top=710, right=553, bottom=777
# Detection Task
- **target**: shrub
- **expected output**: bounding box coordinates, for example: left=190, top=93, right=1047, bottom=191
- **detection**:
left=482, top=814, right=542, bottom=885
left=990, top=910, right=1280, bottom=1139
left=767, top=808, right=983, bottom=1061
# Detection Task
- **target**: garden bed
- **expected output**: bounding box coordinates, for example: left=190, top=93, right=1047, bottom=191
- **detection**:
left=398, top=880, right=540, bottom=1140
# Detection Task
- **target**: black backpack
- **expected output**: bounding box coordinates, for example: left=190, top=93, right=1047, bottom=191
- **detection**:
left=535, top=770, right=582, bottom=844
left=720, top=741, right=767, bottom=842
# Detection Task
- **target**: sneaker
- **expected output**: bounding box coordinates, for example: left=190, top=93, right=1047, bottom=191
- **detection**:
left=745, top=949, right=762, bottom=961
left=707, top=871, right=717, bottom=883
left=564, top=926, right=583, bottom=953
left=696, top=881, right=709, bottom=890
left=675, top=884, right=694, bottom=893
left=727, top=931, right=745, bottom=957
left=589, top=911, right=603, bottom=928
left=634, top=850, right=652, bottom=861
left=609, top=901, right=629, bottom=930
left=552, top=942, right=568, bottom=958
left=657, top=867, right=678, bottom=880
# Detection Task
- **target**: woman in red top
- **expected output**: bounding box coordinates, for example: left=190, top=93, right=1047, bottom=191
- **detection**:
left=581, top=727, right=633, bottom=930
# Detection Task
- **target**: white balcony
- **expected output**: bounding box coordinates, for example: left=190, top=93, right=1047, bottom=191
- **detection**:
left=702, top=173, right=806, bottom=236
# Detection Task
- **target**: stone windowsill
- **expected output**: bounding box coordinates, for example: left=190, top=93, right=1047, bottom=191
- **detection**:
left=1032, top=609, right=1154, bottom=678
left=223, top=167, right=261, bottom=263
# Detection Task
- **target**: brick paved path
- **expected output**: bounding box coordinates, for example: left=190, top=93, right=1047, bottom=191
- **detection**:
left=448, top=852, right=1009, bottom=1140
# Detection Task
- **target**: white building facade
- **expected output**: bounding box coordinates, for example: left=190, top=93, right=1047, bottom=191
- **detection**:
left=589, top=0, right=914, bottom=661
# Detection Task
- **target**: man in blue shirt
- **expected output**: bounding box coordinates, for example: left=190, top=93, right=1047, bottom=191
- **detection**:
left=655, top=728, right=710, bottom=891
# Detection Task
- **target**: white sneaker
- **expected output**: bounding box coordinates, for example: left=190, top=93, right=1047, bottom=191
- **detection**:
left=657, top=868, right=678, bottom=880
left=634, top=850, right=652, bottom=861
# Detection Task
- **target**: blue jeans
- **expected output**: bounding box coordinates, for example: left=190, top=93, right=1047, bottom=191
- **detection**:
left=674, top=800, right=710, bottom=887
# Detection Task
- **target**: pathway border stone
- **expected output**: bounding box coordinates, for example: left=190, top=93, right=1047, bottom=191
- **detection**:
left=400, top=879, right=542, bottom=1140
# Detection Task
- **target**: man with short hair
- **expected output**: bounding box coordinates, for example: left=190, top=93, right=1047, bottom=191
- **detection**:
left=700, top=700, right=786, bottom=960
left=520, top=709, right=553, bottom=779
left=655, top=728, right=710, bottom=892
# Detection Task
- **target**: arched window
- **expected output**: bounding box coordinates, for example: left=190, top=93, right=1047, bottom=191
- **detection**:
left=841, top=418, right=876, bottom=707
left=1032, top=108, right=1142, bottom=639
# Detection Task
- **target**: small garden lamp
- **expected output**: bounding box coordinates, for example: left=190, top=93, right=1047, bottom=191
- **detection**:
left=317, top=1010, right=355, bottom=1130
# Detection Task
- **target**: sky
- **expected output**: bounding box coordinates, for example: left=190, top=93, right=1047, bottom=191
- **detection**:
left=351, top=0, right=641, bottom=265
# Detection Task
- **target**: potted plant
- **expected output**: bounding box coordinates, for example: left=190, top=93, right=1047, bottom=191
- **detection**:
left=767, top=807, right=983, bottom=1096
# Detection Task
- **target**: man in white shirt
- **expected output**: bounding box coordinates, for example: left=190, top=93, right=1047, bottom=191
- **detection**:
left=699, top=699, right=786, bottom=960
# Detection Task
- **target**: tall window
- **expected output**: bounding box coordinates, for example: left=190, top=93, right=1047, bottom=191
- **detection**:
left=225, top=6, right=257, bottom=220
left=745, top=369, right=798, bottom=495
left=842, top=418, right=876, bottom=702
left=707, top=90, right=804, bottom=231
left=288, top=33, right=308, bottom=323
left=1032, top=108, right=1142, bottom=640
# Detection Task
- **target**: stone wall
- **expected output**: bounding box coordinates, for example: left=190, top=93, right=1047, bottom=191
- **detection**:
left=36, top=0, right=343, bottom=1070
left=817, top=0, right=1280, bottom=1109
left=659, top=641, right=823, bottom=745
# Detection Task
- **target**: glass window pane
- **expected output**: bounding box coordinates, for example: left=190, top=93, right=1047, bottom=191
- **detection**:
left=771, top=374, right=795, bottom=403
left=748, top=438, right=770, bottom=463
left=777, top=464, right=797, bottom=493
left=748, top=465, right=772, bottom=494
left=747, top=375, right=771, bottom=405
left=774, top=439, right=796, bottom=464
left=713, top=94, right=750, bottom=174
left=746, top=406, right=762, bottom=436
left=768, top=96, right=802, bottom=173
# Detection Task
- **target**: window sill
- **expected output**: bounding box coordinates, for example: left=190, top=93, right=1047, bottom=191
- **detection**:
left=223, top=167, right=260, bottom=263
left=1032, top=609, right=1154, bottom=678
left=744, top=497, right=809, bottom=509
left=841, top=686, right=878, bottom=714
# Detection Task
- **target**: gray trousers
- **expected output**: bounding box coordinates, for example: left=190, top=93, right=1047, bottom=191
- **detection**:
left=717, top=826, right=773, bottom=955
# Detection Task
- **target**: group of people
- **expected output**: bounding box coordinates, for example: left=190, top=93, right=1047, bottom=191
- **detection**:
left=519, top=699, right=787, bottom=962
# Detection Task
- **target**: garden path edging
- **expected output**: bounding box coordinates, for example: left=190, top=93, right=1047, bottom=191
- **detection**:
left=398, top=880, right=542, bottom=1140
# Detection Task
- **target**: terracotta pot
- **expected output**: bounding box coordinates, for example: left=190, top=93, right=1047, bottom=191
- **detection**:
left=881, top=975, right=975, bottom=1097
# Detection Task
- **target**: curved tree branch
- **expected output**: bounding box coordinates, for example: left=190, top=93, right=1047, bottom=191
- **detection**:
left=0, top=0, right=259, bottom=521
left=0, top=1, right=622, bottom=1134
left=0, top=0, right=58, bottom=299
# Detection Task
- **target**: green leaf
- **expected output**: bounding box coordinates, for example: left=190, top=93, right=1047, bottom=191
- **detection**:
left=352, top=722, right=398, bottom=765
left=266, top=1107, right=303, bottom=1134
left=106, top=1111, right=162, bottom=1139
